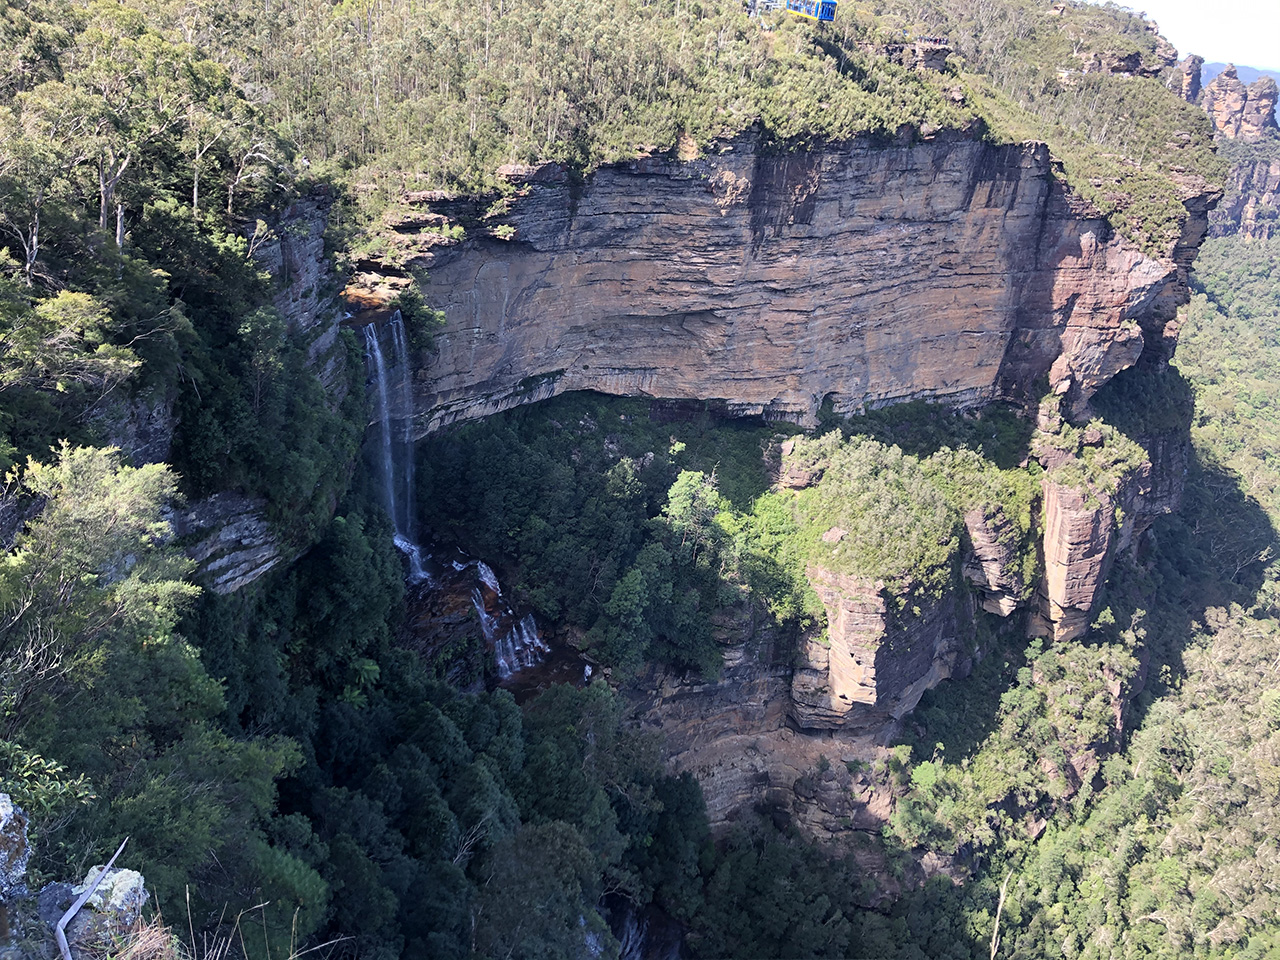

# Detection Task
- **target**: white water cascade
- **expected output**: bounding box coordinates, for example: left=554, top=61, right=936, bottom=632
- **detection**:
left=364, top=318, right=549, bottom=679
left=364, top=312, right=427, bottom=583
left=470, top=561, right=550, bottom=678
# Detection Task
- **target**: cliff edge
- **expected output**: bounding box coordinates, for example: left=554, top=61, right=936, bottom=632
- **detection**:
left=386, top=128, right=1212, bottom=432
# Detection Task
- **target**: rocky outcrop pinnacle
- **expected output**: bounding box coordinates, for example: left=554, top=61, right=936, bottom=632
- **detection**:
left=1030, top=419, right=1156, bottom=643
left=1173, top=55, right=1204, bottom=103
left=1202, top=66, right=1279, bottom=141
left=402, top=129, right=1210, bottom=432
left=963, top=506, right=1028, bottom=616
left=790, top=566, right=968, bottom=730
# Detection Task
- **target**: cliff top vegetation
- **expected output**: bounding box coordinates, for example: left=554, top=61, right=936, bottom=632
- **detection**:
left=80, top=0, right=1217, bottom=254
left=0, top=0, right=1223, bottom=285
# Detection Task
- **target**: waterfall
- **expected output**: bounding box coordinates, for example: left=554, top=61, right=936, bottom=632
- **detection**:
left=476, top=561, right=502, bottom=595
left=389, top=314, right=416, bottom=544
left=364, top=312, right=426, bottom=583
left=365, top=314, right=546, bottom=677
left=469, top=565, right=548, bottom=678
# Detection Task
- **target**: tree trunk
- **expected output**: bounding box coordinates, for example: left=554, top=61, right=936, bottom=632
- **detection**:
left=98, top=159, right=108, bottom=231
left=22, top=213, right=39, bottom=287
left=99, top=154, right=130, bottom=232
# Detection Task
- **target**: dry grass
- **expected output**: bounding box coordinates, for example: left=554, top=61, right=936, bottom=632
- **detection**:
left=76, top=897, right=346, bottom=960
left=83, top=918, right=183, bottom=960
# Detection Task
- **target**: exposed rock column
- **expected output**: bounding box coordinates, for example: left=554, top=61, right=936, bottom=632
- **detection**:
left=790, top=567, right=965, bottom=730
left=1174, top=54, right=1204, bottom=102
left=1202, top=66, right=1279, bottom=141
left=962, top=506, right=1028, bottom=616
left=1241, top=77, right=1280, bottom=141
left=1035, top=458, right=1151, bottom=643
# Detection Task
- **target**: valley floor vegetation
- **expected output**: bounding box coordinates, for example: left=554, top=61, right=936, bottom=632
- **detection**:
left=0, top=0, right=1267, bottom=957
left=402, top=231, right=1280, bottom=957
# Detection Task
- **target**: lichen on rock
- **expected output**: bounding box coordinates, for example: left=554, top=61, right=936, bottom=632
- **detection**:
left=0, top=795, right=31, bottom=903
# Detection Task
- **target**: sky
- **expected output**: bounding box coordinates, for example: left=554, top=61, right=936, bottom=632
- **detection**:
left=1109, top=0, right=1279, bottom=70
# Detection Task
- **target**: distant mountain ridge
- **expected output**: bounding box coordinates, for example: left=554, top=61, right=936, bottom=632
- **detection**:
left=1204, top=62, right=1280, bottom=85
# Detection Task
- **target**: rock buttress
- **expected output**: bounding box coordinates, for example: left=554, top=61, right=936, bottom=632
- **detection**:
left=790, top=566, right=968, bottom=731
left=1201, top=66, right=1279, bottom=142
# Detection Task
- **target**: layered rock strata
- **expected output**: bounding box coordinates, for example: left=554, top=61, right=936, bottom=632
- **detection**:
left=790, top=567, right=968, bottom=731
left=1033, top=448, right=1152, bottom=643
left=402, top=129, right=1209, bottom=433
left=626, top=603, right=897, bottom=840
left=1211, top=154, right=1280, bottom=239
left=170, top=492, right=282, bottom=594
left=1201, top=66, right=1279, bottom=141
left=962, top=506, right=1029, bottom=616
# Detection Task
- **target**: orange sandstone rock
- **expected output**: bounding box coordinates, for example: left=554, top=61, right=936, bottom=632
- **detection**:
left=401, top=130, right=1211, bottom=436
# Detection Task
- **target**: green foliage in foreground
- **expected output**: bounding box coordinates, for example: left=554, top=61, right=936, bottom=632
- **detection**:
left=0, top=453, right=721, bottom=959
left=11, top=230, right=1279, bottom=957
left=195, top=495, right=722, bottom=960
left=0, top=446, right=311, bottom=941
left=0, top=0, right=360, bottom=545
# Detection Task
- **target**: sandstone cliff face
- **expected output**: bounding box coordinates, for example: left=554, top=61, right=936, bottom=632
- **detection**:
left=404, top=130, right=1206, bottom=433
left=255, top=191, right=351, bottom=399
left=1202, top=66, right=1279, bottom=141
left=1211, top=155, right=1280, bottom=239
left=1173, top=55, right=1204, bottom=103
left=790, top=567, right=968, bottom=731
left=962, top=506, right=1028, bottom=616
left=626, top=600, right=899, bottom=841
left=169, top=492, right=282, bottom=594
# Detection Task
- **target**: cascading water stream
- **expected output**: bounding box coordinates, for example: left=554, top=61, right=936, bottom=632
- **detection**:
left=470, top=562, right=550, bottom=678
left=364, top=312, right=427, bottom=583
left=365, top=316, right=550, bottom=678
left=389, top=314, right=417, bottom=544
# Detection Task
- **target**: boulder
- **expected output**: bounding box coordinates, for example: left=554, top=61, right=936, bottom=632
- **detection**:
left=38, top=866, right=149, bottom=958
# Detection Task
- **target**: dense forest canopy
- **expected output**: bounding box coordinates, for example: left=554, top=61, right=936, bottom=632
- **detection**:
left=1, top=0, right=1274, bottom=958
